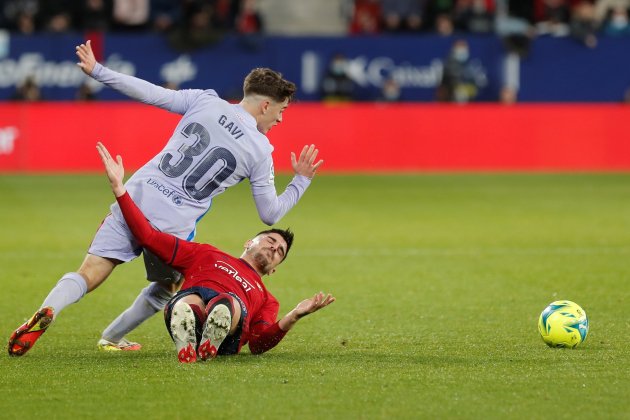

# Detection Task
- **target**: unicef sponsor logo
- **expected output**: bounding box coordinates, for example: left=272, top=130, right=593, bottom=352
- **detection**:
left=146, top=178, right=184, bottom=206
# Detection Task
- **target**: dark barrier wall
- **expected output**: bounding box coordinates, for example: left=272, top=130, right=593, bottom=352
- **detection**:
left=1, top=103, right=629, bottom=172
left=1, top=34, right=629, bottom=102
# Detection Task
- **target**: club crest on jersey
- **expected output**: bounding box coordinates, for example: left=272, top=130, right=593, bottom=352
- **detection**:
left=218, top=115, right=244, bottom=140
left=172, top=195, right=183, bottom=206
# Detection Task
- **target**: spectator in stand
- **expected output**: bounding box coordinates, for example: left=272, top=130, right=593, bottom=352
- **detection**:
left=11, top=76, right=42, bottom=101
left=168, top=2, right=222, bottom=52
left=79, top=0, right=112, bottom=32
left=234, top=0, right=264, bottom=50
left=37, top=0, right=79, bottom=32
left=14, top=10, right=36, bottom=33
left=453, top=0, right=495, bottom=33
left=435, top=12, right=455, bottom=35
left=1, top=0, right=38, bottom=33
left=112, top=0, right=149, bottom=31
left=378, top=77, right=402, bottom=102
left=536, top=0, right=571, bottom=37
left=381, top=0, right=426, bottom=32
left=236, top=0, right=263, bottom=34
left=349, top=0, right=382, bottom=34
left=594, top=0, right=630, bottom=24
left=321, top=53, right=355, bottom=102
left=495, top=0, right=536, bottom=57
left=570, top=0, right=598, bottom=47
left=603, top=5, right=630, bottom=35
left=213, top=0, right=239, bottom=31
left=150, top=0, right=180, bottom=33
left=436, top=39, right=484, bottom=103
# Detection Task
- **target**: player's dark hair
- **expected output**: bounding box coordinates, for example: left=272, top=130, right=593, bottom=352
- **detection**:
left=256, top=228, right=294, bottom=260
left=243, top=68, right=296, bottom=103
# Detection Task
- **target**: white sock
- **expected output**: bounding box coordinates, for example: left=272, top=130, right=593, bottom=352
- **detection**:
left=101, top=283, right=173, bottom=343
left=41, top=272, right=88, bottom=315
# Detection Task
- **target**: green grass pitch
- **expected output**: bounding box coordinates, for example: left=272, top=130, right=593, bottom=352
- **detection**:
left=1, top=173, right=629, bottom=419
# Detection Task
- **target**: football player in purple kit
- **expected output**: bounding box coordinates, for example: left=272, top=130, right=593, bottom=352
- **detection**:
left=8, top=40, right=323, bottom=357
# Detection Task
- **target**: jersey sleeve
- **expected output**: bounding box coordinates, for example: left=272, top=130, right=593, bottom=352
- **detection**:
left=90, top=62, right=209, bottom=115
left=249, top=157, right=312, bottom=225
left=115, top=192, right=201, bottom=271
left=248, top=322, right=288, bottom=355
left=247, top=295, right=287, bottom=354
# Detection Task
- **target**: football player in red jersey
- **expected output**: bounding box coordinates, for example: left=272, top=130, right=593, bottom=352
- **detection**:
left=97, top=142, right=335, bottom=362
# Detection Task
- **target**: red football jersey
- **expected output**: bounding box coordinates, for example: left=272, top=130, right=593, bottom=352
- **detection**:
left=116, top=192, right=287, bottom=353
left=175, top=244, right=280, bottom=338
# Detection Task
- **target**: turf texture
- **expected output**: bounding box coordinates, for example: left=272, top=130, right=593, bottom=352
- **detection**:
left=0, top=174, right=629, bottom=419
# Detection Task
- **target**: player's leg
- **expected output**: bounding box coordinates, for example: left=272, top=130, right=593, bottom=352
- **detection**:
left=198, top=294, right=243, bottom=360
left=163, top=291, right=206, bottom=363
left=8, top=254, right=116, bottom=356
left=98, top=249, right=182, bottom=351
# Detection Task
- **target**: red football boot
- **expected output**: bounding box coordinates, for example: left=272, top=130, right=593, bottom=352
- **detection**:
left=198, top=298, right=232, bottom=361
left=8, top=307, right=55, bottom=356
left=169, top=300, right=198, bottom=363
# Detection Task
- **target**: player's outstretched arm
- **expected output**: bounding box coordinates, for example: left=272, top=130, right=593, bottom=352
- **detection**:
left=248, top=292, right=335, bottom=354
left=291, top=144, right=324, bottom=179
left=96, top=142, right=126, bottom=197
left=278, top=292, right=335, bottom=332
left=97, top=142, right=194, bottom=269
left=250, top=144, right=324, bottom=225
left=76, top=40, right=200, bottom=115
left=76, top=40, right=97, bottom=76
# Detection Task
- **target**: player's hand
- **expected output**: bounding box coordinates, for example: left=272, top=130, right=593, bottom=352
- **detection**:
left=76, top=40, right=97, bottom=75
left=291, top=144, right=323, bottom=179
left=293, top=292, right=335, bottom=318
left=96, top=142, right=126, bottom=197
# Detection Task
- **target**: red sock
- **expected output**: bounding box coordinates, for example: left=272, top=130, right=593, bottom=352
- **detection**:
left=189, top=303, right=206, bottom=326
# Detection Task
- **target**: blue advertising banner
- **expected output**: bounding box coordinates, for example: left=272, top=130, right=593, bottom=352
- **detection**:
left=519, top=36, right=630, bottom=102
left=0, top=32, right=628, bottom=102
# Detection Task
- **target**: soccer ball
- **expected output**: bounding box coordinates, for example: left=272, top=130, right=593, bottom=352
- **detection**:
left=538, top=300, right=589, bottom=348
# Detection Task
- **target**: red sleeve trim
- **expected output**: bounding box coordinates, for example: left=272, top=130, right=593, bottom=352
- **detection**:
left=248, top=322, right=287, bottom=355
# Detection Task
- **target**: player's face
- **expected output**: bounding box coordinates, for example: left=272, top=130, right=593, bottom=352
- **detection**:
left=258, top=98, right=289, bottom=134
left=245, top=232, right=288, bottom=275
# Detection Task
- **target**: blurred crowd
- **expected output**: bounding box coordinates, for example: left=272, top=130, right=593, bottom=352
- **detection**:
left=0, top=0, right=262, bottom=35
left=3, top=0, right=630, bottom=104
left=349, top=0, right=630, bottom=46
left=1, top=0, right=629, bottom=42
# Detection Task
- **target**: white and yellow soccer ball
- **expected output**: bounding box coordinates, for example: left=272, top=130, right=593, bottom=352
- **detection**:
left=538, top=300, right=589, bottom=348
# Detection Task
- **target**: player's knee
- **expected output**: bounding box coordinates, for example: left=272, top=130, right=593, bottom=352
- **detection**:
left=77, top=255, right=116, bottom=291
